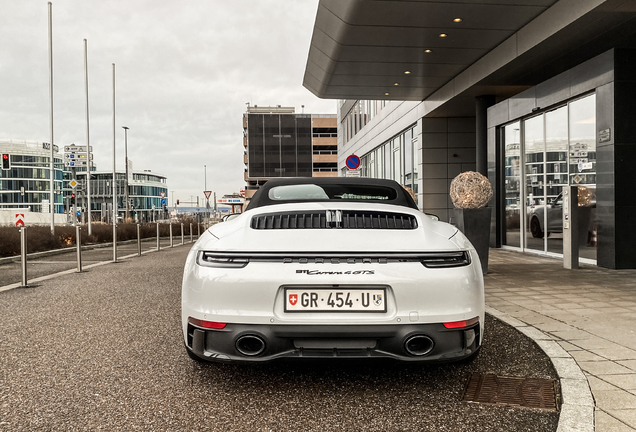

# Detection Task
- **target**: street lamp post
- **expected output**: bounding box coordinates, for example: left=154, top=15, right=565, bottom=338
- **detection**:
left=122, top=126, right=129, bottom=221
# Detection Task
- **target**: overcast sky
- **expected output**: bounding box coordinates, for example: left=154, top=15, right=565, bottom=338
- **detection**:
left=0, top=0, right=336, bottom=206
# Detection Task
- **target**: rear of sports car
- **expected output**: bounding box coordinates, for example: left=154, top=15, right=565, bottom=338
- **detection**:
left=181, top=203, right=485, bottom=363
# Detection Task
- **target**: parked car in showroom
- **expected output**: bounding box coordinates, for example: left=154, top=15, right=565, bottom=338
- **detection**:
left=529, top=193, right=564, bottom=238
left=181, top=177, right=485, bottom=363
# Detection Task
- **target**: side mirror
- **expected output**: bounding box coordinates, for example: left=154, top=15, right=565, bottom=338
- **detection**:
left=426, top=213, right=440, bottom=221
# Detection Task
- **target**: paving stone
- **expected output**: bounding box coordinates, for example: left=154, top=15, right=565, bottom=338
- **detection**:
left=606, top=409, right=636, bottom=428
left=556, top=404, right=594, bottom=432
left=619, top=361, right=636, bottom=372
left=552, top=358, right=587, bottom=380
left=579, top=361, right=634, bottom=376
left=600, top=375, right=636, bottom=390
left=595, top=410, right=636, bottom=431
left=569, top=350, right=612, bottom=363
left=536, top=340, right=570, bottom=358
left=549, top=330, right=596, bottom=341
left=560, top=378, right=594, bottom=407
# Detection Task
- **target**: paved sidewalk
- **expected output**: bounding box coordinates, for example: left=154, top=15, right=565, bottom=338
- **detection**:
left=486, top=249, right=636, bottom=432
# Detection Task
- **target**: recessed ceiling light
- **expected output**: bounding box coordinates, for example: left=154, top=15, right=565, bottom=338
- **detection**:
left=439, top=33, right=447, bottom=38
left=425, top=49, right=432, bottom=53
left=453, top=18, right=462, bottom=23
left=404, top=71, right=411, bottom=74
left=394, top=83, right=399, bottom=86
left=385, top=92, right=389, bottom=96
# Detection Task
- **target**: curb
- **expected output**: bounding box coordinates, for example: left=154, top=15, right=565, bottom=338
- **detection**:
left=485, top=306, right=594, bottom=432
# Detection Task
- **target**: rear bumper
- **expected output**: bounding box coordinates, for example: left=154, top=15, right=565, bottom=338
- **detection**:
left=185, top=321, right=481, bottom=363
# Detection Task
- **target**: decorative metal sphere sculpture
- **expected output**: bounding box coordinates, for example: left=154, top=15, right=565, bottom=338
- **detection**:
left=450, top=171, right=493, bottom=209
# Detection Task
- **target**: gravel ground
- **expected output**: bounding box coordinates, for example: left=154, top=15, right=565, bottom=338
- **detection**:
left=0, top=246, right=559, bottom=431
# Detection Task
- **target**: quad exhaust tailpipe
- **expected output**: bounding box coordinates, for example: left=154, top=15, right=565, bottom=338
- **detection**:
left=404, top=335, right=434, bottom=356
left=235, top=334, right=266, bottom=356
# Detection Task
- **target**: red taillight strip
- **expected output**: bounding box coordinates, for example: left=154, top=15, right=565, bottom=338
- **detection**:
left=443, top=317, right=479, bottom=329
left=188, top=317, right=227, bottom=329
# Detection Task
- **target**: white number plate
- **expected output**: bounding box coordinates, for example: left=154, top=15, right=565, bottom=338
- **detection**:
left=284, top=288, right=386, bottom=312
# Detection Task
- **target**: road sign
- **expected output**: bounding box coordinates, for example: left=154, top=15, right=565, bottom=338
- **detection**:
left=204, top=190, right=212, bottom=199
left=69, top=179, right=78, bottom=188
left=64, top=145, right=92, bottom=152
left=64, top=160, right=88, bottom=167
left=76, top=210, right=81, bottom=216
left=15, top=213, right=25, bottom=227
left=345, top=169, right=361, bottom=177
left=346, top=154, right=361, bottom=170
left=161, top=198, right=167, bottom=205
left=160, top=192, right=166, bottom=198
left=64, top=153, right=92, bottom=160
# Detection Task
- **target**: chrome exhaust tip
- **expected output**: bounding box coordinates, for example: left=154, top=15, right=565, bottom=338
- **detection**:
left=404, top=335, right=434, bottom=356
left=235, top=334, right=266, bottom=356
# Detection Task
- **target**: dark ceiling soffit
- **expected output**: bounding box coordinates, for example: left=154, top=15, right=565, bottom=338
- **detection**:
left=303, top=0, right=636, bottom=111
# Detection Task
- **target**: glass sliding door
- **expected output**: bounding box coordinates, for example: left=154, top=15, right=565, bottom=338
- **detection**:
left=545, top=106, right=568, bottom=255
left=524, top=115, right=545, bottom=252
left=500, top=93, right=597, bottom=265
left=569, top=95, right=597, bottom=261
left=503, top=122, right=522, bottom=248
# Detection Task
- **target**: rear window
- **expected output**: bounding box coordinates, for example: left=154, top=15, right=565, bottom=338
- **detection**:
left=268, top=184, right=398, bottom=202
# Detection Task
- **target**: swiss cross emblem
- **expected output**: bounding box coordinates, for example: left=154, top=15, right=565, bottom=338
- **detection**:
left=289, top=294, right=298, bottom=306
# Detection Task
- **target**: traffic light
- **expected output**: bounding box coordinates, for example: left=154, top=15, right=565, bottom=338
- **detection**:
left=177, top=199, right=179, bottom=205
left=1, top=153, right=9, bottom=170
left=70, top=193, right=76, bottom=205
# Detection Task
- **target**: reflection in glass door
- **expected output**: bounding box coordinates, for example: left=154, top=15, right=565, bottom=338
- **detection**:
left=501, top=93, right=597, bottom=263
left=569, top=95, right=597, bottom=262
left=524, top=115, right=545, bottom=253
left=503, top=122, right=521, bottom=248
left=545, top=107, right=568, bottom=255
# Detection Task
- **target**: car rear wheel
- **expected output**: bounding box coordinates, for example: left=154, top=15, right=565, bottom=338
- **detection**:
left=530, top=217, right=543, bottom=238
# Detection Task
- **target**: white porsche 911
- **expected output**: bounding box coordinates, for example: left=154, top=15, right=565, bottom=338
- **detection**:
left=182, top=178, right=485, bottom=363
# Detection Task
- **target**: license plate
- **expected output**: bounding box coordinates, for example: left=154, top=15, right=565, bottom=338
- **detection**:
left=284, top=288, right=386, bottom=312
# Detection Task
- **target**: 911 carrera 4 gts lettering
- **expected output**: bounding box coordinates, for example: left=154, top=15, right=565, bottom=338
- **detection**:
left=296, top=269, right=375, bottom=275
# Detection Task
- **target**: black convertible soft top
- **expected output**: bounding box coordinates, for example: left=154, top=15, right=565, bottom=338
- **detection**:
left=245, top=177, right=418, bottom=211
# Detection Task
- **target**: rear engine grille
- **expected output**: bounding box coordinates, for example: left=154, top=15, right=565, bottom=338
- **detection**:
left=251, top=210, right=417, bottom=230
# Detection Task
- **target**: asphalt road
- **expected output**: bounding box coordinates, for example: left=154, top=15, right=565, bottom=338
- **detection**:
left=0, top=245, right=559, bottom=431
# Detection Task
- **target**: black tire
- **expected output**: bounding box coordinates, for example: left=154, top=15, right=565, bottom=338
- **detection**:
left=530, top=217, right=543, bottom=238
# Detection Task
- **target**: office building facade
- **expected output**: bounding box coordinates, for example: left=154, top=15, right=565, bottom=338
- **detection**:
left=243, top=106, right=337, bottom=199
left=304, top=0, right=636, bottom=269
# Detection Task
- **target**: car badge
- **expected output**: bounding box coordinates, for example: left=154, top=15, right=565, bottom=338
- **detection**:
left=373, top=294, right=383, bottom=306
left=289, top=294, right=298, bottom=306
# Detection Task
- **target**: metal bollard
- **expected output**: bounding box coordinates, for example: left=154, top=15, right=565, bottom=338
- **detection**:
left=137, top=224, right=141, bottom=256
left=197, top=222, right=200, bottom=237
left=156, top=222, right=160, bottom=251
left=76, top=226, right=82, bottom=272
left=181, top=223, right=184, bottom=245
left=20, top=227, right=28, bottom=287
left=190, top=223, right=193, bottom=243
left=170, top=223, right=173, bottom=248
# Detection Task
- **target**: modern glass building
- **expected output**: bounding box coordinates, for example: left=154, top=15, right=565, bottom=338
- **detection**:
left=72, top=170, right=168, bottom=223
left=0, top=140, right=64, bottom=214
left=304, top=0, right=636, bottom=269
left=0, top=140, right=168, bottom=223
